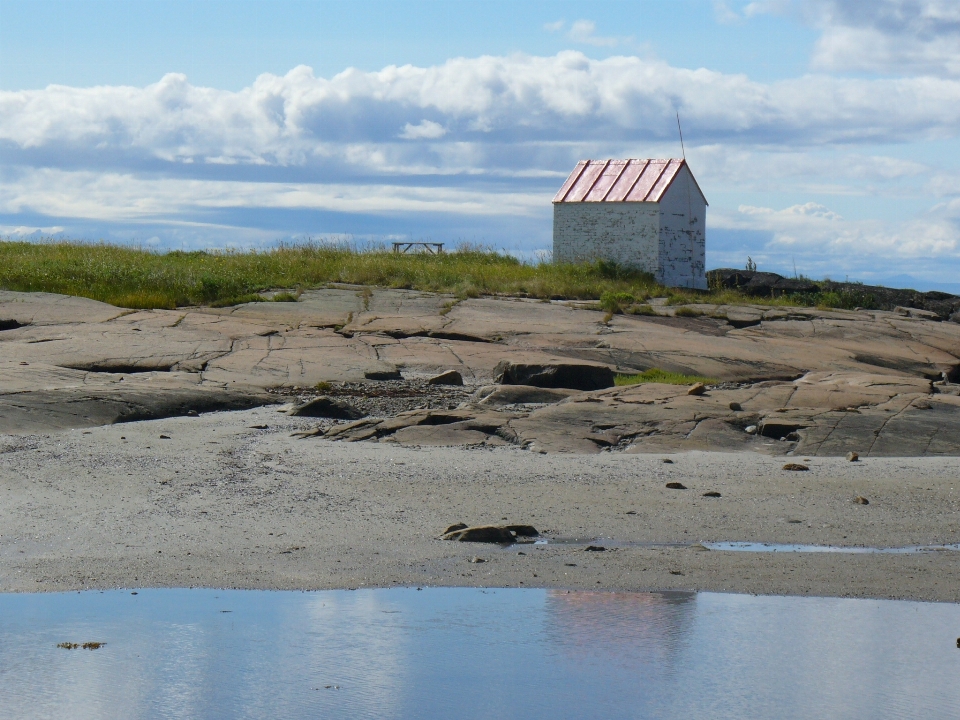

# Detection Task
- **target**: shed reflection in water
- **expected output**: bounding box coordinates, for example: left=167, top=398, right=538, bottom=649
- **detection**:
left=0, top=588, right=957, bottom=719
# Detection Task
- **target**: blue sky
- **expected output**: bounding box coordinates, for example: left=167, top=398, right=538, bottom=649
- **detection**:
left=2, top=0, right=959, bottom=288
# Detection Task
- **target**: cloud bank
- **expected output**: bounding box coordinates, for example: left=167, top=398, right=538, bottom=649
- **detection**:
left=4, top=53, right=960, bottom=168
left=1, top=13, right=959, bottom=283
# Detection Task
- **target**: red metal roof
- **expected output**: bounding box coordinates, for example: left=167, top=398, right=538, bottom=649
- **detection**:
left=552, top=159, right=707, bottom=205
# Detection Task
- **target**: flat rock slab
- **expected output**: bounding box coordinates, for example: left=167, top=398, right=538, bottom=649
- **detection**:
left=0, top=363, right=273, bottom=433
left=474, top=384, right=582, bottom=406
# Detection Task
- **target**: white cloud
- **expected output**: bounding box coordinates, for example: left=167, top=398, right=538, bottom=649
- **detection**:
left=713, top=2, right=744, bottom=25
left=713, top=199, right=960, bottom=263
left=398, top=120, right=447, bottom=140
left=543, top=19, right=565, bottom=33
left=713, top=0, right=790, bottom=24
left=567, top=20, right=621, bottom=48
left=0, top=224, right=66, bottom=237
left=0, top=168, right=544, bottom=221
left=808, top=0, right=960, bottom=76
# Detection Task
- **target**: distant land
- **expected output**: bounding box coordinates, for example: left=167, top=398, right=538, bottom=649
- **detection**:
left=874, top=275, right=960, bottom=295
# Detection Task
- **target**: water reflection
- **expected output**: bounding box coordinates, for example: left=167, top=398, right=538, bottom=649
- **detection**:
left=0, top=588, right=957, bottom=719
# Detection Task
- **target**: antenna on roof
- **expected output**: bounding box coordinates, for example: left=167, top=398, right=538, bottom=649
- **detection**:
left=676, top=111, right=686, bottom=161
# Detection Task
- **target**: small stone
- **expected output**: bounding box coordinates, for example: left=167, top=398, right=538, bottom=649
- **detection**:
left=669, top=570, right=683, bottom=575
left=625, top=510, right=637, bottom=515
left=847, top=451, right=859, bottom=462
left=584, top=545, right=606, bottom=552
left=504, top=524, right=539, bottom=537
left=427, top=370, right=463, bottom=386
left=729, top=401, right=742, bottom=411
left=442, top=522, right=468, bottom=535
left=442, top=525, right=516, bottom=543
left=854, top=496, right=870, bottom=505
left=469, top=557, right=485, bottom=563
left=782, top=463, right=809, bottom=471
left=687, top=382, right=706, bottom=396
left=702, top=491, right=721, bottom=498
left=288, top=396, right=365, bottom=420
left=665, top=482, right=687, bottom=490
left=662, top=458, right=674, bottom=464
left=187, top=410, right=199, bottom=417
left=159, top=435, right=171, bottom=439
left=745, top=425, right=758, bottom=434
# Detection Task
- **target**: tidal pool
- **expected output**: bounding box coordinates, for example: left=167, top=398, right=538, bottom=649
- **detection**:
left=1, top=588, right=958, bottom=719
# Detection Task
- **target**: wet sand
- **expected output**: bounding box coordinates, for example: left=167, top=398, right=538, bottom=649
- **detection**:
left=2, top=407, right=959, bottom=602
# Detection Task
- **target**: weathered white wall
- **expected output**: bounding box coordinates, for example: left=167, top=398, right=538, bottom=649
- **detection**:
left=553, top=202, right=659, bottom=273
left=552, top=165, right=707, bottom=288
left=657, top=166, right=707, bottom=289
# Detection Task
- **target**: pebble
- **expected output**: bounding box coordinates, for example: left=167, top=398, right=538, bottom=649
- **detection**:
left=854, top=496, right=870, bottom=505
left=665, top=482, right=688, bottom=490
left=729, top=402, right=742, bottom=411
left=847, top=451, right=859, bottom=462
left=469, top=557, right=485, bottom=563
left=583, top=545, right=606, bottom=552
left=702, top=491, right=721, bottom=498
left=745, top=425, right=758, bottom=434
left=782, top=463, right=809, bottom=471
left=662, top=458, right=674, bottom=464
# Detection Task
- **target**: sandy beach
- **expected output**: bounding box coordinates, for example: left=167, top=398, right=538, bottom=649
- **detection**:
left=3, top=406, right=958, bottom=602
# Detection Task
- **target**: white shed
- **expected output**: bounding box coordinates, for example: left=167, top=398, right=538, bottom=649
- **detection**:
left=552, top=159, right=708, bottom=289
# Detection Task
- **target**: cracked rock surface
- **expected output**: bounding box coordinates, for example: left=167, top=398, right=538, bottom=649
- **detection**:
left=2, top=287, right=959, bottom=456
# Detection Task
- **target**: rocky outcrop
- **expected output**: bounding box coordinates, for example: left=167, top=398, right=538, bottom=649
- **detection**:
left=306, top=371, right=960, bottom=457
left=708, top=269, right=960, bottom=320
left=708, top=270, right=818, bottom=297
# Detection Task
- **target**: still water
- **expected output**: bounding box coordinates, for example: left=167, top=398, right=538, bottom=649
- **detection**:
left=1, top=588, right=958, bottom=719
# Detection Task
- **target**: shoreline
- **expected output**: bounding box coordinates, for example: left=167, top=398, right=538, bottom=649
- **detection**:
left=3, top=407, right=959, bottom=602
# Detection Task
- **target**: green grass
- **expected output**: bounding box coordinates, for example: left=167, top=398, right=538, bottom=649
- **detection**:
left=0, top=239, right=882, bottom=312
left=0, top=240, right=674, bottom=309
left=614, top=369, right=718, bottom=386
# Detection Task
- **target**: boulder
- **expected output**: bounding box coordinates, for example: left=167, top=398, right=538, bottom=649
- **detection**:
left=427, top=369, right=463, bottom=386
left=493, top=361, right=614, bottom=391
left=287, top=396, right=365, bottom=419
